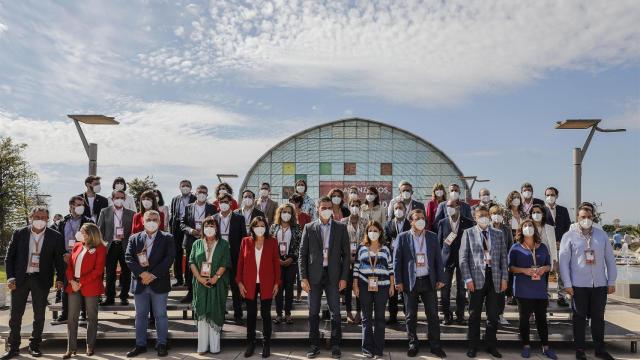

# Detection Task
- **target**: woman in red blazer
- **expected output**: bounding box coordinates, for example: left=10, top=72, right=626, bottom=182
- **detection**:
left=131, top=189, right=166, bottom=233
left=64, top=223, right=106, bottom=358
left=236, top=216, right=281, bottom=358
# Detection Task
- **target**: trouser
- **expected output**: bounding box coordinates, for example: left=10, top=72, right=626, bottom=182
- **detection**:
left=105, top=241, right=131, bottom=301
left=517, top=298, right=549, bottom=346
left=557, top=270, right=566, bottom=300
left=7, top=274, right=48, bottom=350
left=344, top=273, right=361, bottom=314
left=388, top=289, right=404, bottom=319
left=197, top=320, right=220, bottom=353
left=308, top=269, right=342, bottom=348
left=358, top=281, right=389, bottom=356
left=230, top=270, right=243, bottom=320
left=172, top=226, right=184, bottom=283
left=184, top=241, right=194, bottom=297
left=441, top=265, right=466, bottom=319
left=246, top=284, right=273, bottom=341
left=134, top=287, right=169, bottom=347
left=275, top=264, right=297, bottom=316
left=61, top=278, right=85, bottom=319
left=67, top=292, right=99, bottom=352
left=404, top=276, right=441, bottom=349
left=572, top=286, right=607, bottom=352
left=468, top=268, right=500, bottom=349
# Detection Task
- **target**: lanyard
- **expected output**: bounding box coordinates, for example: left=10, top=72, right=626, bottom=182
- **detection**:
left=349, top=219, right=362, bottom=244
left=449, top=216, right=459, bottom=233
left=195, top=205, right=205, bottom=220
left=395, top=220, right=403, bottom=235
left=33, top=233, right=43, bottom=255
left=277, top=226, right=290, bottom=242
left=205, top=240, right=217, bottom=263
left=522, top=242, right=537, bottom=267
left=142, top=236, right=154, bottom=254
left=368, top=247, right=379, bottom=269
left=414, top=231, right=425, bottom=253
left=579, top=229, right=593, bottom=250
left=221, top=215, right=231, bottom=234
left=113, top=209, right=123, bottom=227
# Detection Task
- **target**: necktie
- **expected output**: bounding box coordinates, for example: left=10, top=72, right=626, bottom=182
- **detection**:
left=482, top=230, right=488, bottom=251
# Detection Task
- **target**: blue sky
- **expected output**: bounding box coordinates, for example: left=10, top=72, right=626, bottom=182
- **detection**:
left=0, top=0, right=638, bottom=223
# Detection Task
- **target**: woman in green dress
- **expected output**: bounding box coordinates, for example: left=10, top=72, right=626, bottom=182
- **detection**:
left=189, top=216, right=231, bottom=355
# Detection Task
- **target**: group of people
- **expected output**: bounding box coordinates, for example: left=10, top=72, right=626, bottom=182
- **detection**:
left=1, top=176, right=618, bottom=360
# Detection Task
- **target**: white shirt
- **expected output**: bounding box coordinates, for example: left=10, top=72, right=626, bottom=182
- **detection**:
left=276, top=226, right=292, bottom=254
left=113, top=207, right=124, bottom=241
left=74, top=246, right=88, bottom=278
left=220, top=212, right=231, bottom=237
left=87, top=196, right=96, bottom=220
left=546, top=205, right=557, bottom=222
left=242, top=208, right=253, bottom=229
left=255, top=246, right=263, bottom=283
left=27, top=228, right=45, bottom=273
left=194, top=203, right=206, bottom=221
left=144, top=231, right=157, bottom=258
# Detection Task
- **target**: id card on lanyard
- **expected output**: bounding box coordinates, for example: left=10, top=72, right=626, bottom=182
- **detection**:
left=114, top=211, right=124, bottom=240
left=482, top=231, right=492, bottom=265
left=368, top=250, right=379, bottom=292
left=415, top=233, right=426, bottom=268
left=200, top=242, right=216, bottom=277
left=30, top=233, right=43, bottom=270
left=523, top=243, right=540, bottom=280
left=582, top=231, right=595, bottom=265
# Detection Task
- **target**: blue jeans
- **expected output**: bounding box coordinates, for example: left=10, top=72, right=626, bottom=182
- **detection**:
left=358, top=281, right=389, bottom=356
left=135, top=287, right=168, bottom=347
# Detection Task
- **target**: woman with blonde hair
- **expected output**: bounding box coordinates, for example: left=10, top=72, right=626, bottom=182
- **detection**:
left=63, top=223, right=106, bottom=358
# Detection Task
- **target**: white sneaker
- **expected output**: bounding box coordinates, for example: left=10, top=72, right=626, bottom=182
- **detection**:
left=499, top=315, right=509, bottom=325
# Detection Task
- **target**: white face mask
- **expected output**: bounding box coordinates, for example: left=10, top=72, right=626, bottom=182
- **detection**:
left=253, top=226, right=266, bottom=237
left=522, top=225, right=535, bottom=237
left=259, top=189, right=269, bottom=198
left=491, top=214, right=503, bottom=224
left=142, top=199, right=153, bottom=209
left=532, top=213, right=543, bottom=222
left=450, top=191, right=460, bottom=201
left=320, top=209, right=333, bottom=220
left=368, top=231, right=380, bottom=241
left=203, top=227, right=216, bottom=237
left=113, top=198, right=125, bottom=208
left=92, top=184, right=101, bottom=193
left=296, top=185, right=306, bottom=193
left=546, top=196, right=556, bottom=205
left=477, top=217, right=490, bottom=228
left=522, top=190, right=532, bottom=199
left=218, top=189, right=228, bottom=196
left=349, top=193, right=358, bottom=201
left=280, top=212, right=292, bottom=222
left=197, top=193, right=208, bottom=202
left=242, top=197, right=254, bottom=207
left=350, top=206, right=360, bottom=215
left=414, top=219, right=426, bottom=231
left=402, top=191, right=412, bottom=200
left=75, top=231, right=85, bottom=243
left=181, top=186, right=191, bottom=195
left=511, top=198, right=521, bottom=207
left=144, top=221, right=159, bottom=233
left=481, top=195, right=490, bottom=204
left=435, top=189, right=444, bottom=197
left=219, top=203, right=231, bottom=212
left=447, top=206, right=457, bottom=216
left=366, top=194, right=376, bottom=203
left=331, top=196, right=342, bottom=205
left=394, top=209, right=404, bottom=219
left=74, top=205, right=85, bottom=216
left=579, top=218, right=593, bottom=229
left=32, top=219, right=47, bottom=230
left=114, top=183, right=125, bottom=191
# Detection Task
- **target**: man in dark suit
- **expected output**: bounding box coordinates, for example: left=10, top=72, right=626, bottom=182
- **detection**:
left=98, top=189, right=135, bottom=305
left=471, top=188, right=497, bottom=217
left=434, top=183, right=472, bottom=228
left=125, top=210, right=175, bottom=358
left=235, top=189, right=265, bottom=234
left=394, top=209, right=447, bottom=358
left=79, top=175, right=108, bottom=223
left=384, top=200, right=411, bottom=324
left=1, top=207, right=65, bottom=359
left=256, top=182, right=279, bottom=225
left=438, top=200, right=475, bottom=325
left=299, top=196, right=350, bottom=359
left=543, top=186, right=571, bottom=306
left=179, top=185, right=217, bottom=303
left=386, top=181, right=426, bottom=220
left=520, top=182, right=544, bottom=214
left=169, top=179, right=196, bottom=287
left=213, top=193, right=247, bottom=324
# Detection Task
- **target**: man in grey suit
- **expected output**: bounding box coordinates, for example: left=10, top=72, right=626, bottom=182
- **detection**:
left=98, top=189, right=135, bottom=305
left=459, top=205, right=508, bottom=358
left=299, top=196, right=350, bottom=359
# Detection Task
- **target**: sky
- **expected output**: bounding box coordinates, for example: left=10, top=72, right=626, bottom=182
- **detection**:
left=0, top=0, right=638, bottom=224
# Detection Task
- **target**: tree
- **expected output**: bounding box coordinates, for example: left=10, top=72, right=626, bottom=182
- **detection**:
left=0, top=137, right=40, bottom=253
left=127, top=176, right=158, bottom=206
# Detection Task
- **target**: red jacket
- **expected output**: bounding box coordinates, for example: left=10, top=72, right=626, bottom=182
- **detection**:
left=297, top=212, right=311, bottom=228
left=66, top=242, right=106, bottom=296
left=235, top=236, right=281, bottom=301
left=426, top=198, right=440, bottom=231
left=131, top=212, right=166, bottom=234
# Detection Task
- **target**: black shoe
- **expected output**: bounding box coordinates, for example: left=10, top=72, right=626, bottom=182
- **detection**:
left=126, top=346, right=147, bottom=357
left=234, top=317, right=244, bottom=325
left=28, top=345, right=42, bottom=358
left=575, top=349, right=587, bottom=360
left=456, top=316, right=467, bottom=325
left=157, top=344, right=167, bottom=357
left=407, top=347, right=419, bottom=357
left=53, top=315, right=67, bottom=324
left=486, top=347, right=502, bottom=358
left=0, top=350, right=19, bottom=360
left=431, top=347, right=447, bottom=358
left=100, top=298, right=115, bottom=306
left=557, top=297, right=569, bottom=307
left=173, top=280, right=184, bottom=287
left=244, top=341, right=255, bottom=358
left=362, top=349, right=374, bottom=359
left=595, top=350, right=615, bottom=360
left=262, top=341, right=271, bottom=358
left=386, top=316, right=398, bottom=325
left=331, top=346, right=341, bottom=359
left=120, top=298, right=129, bottom=305
left=443, top=312, right=454, bottom=325
left=306, top=346, right=320, bottom=359
left=466, top=348, right=477, bottom=358
left=180, top=295, right=192, bottom=303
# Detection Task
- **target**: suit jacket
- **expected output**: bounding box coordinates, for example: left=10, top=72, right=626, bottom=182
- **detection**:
left=180, top=202, right=218, bottom=249
left=213, top=212, right=247, bottom=274
left=169, top=193, right=196, bottom=234
left=386, top=197, right=426, bottom=220
left=438, top=216, right=475, bottom=268
left=257, top=198, right=279, bottom=225
left=79, top=193, right=109, bottom=223
left=235, top=236, right=281, bottom=300
left=298, top=220, right=350, bottom=285
left=55, top=214, right=94, bottom=251
left=393, top=230, right=444, bottom=292
left=433, top=201, right=472, bottom=230
left=459, top=226, right=508, bottom=292
left=234, top=207, right=265, bottom=229
left=125, top=231, right=175, bottom=294
left=383, top=218, right=411, bottom=253
left=97, top=206, right=134, bottom=250
left=545, top=204, right=571, bottom=243
left=4, top=226, right=65, bottom=289
left=65, top=242, right=106, bottom=296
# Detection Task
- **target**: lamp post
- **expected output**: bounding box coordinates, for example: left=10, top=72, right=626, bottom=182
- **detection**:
left=459, top=176, right=490, bottom=202
left=555, top=119, right=625, bottom=218
left=68, top=115, right=119, bottom=176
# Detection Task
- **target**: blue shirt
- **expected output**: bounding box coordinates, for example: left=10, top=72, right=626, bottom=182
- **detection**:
left=614, top=233, right=622, bottom=245
left=508, top=243, right=551, bottom=299
left=411, top=230, right=429, bottom=277
left=353, top=245, right=394, bottom=286
left=559, top=227, right=617, bottom=288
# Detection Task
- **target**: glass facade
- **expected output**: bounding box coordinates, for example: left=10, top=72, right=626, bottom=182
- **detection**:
left=241, top=118, right=468, bottom=209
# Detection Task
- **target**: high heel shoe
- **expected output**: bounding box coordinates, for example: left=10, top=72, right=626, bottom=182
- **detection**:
left=62, top=351, right=76, bottom=359
left=86, top=348, right=94, bottom=356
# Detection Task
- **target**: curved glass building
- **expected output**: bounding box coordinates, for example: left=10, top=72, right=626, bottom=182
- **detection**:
left=241, top=118, right=468, bottom=208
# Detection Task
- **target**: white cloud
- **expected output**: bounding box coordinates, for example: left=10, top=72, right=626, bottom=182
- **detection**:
left=137, top=0, right=640, bottom=106
left=0, top=22, right=7, bottom=35
left=174, top=26, right=185, bottom=37
left=610, top=97, right=640, bottom=129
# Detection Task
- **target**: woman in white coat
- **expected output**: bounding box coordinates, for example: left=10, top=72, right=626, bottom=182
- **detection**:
left=530, top=204, right=557, bottom=270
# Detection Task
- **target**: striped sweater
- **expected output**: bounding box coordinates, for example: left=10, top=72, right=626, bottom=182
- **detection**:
left=353, top=245, right=394, bottom=286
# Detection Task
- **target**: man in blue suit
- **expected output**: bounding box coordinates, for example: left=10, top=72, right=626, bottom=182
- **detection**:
left=125, top=210, right=175, bottom=358
left=394, top=209, right=446, bottom=359
left=433, top=183, right=472, bottom=227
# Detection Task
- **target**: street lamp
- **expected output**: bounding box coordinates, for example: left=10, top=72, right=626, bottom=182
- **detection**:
left=68, top=115, right=119, bottom=176
left=555, top=119, right=626, bottom=218
left=459, top=176, right=490, bottom=201
left=216, top=173, right=239, bottom=184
